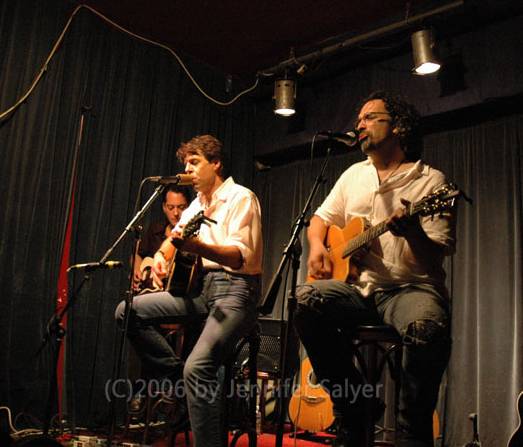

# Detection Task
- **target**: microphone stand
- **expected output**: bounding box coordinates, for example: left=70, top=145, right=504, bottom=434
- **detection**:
left=258, top=141, right=335, bottom=447
left=36, top=184, right=166, bottom=443
left=38, top=272, right=94, bottom=438
left=34, top=105, right=92, bottom=444
left=105, top=183, right=166, bottom=442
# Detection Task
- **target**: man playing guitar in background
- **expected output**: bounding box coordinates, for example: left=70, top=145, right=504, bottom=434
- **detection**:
left=132, top=184, right=191, bottom=292
left=294, top=91, right=457, bottom=447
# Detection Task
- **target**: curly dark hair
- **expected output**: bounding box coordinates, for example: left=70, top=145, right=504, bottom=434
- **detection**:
left=358, top=91, right=423, bottom=161
left=176, top=134, right=225, bottom=177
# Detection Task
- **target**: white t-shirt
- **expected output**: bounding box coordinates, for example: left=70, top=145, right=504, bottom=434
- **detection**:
left=176, top=177, right=263, bottom=275
left=315, top=158, right=456, bottom=296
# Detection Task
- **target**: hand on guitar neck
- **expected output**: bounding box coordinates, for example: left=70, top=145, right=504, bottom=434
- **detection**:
left=148, top=211, right=215, bottom=292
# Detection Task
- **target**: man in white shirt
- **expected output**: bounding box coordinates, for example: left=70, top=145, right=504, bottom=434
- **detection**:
left=115, top=135, right=263, bottom=447
left=294, top=92, right=456, bottom=447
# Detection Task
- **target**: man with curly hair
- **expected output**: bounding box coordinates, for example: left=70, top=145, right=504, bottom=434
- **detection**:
left=294, top=92, right=456, bottom=447
left=115, top=135, right=263, bottom=447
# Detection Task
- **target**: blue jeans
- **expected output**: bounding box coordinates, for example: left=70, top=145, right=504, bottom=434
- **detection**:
left=115, top=271, right=260, bottom=447
left=293, top=280, right=451, bottom=447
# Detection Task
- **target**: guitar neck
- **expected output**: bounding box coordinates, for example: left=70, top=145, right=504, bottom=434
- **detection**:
left=342, top=220, right=388, bottom=258
left=342, top=202, right=420, bottom=258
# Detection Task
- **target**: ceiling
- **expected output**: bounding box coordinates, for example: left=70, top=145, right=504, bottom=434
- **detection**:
left=79, top=0, right=521, bottom=78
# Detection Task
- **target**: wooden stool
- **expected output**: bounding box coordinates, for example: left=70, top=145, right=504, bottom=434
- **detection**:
left=351, top=325, right=403, bottom=447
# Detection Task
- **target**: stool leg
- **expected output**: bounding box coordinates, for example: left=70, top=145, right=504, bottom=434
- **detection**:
left=367, top=342, right=378, bottom=447
left=223, top=363, right=232, bottom=447
left=259, top=378, right=268, bottom=434
left=142, top=393, right=154, bottom=445
left=393, top=345, right=402, bottom=444
left=248, top=333, right=259, bottom=447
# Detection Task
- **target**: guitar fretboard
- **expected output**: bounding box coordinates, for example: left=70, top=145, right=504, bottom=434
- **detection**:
left=341, top=201, right=426, bottom=258
left=342, top=220, right=388, bottom=258
left=338, top=184, right=458, bottom=260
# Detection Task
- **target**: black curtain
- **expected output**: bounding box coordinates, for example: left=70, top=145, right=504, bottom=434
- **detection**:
left=254, top=113, right=523, bottom=446
left=0, top=0, right=255, bottom=427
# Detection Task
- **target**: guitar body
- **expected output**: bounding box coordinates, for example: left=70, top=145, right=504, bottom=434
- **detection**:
left=288, top=357, right=335, bottom=433
left=306, top=217, right=367, bottom=283
left=508, top=391, right=523, bottom=447
left=136, top=211, right=212, bottom=297
left=165, top=250, right=200, bottom=296
left=137, top=256, right=159, bottom=293
left=137, top=252, right=199, bottom=297
left=327, top=217, right=367, bottom=282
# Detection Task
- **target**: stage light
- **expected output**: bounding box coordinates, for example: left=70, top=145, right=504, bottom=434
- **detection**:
left=273, top=78, right=296, bottom=116
left=411, top=29, right=441, bottom=75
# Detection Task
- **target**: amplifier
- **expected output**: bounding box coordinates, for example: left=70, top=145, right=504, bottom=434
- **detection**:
left=233, top=317, right=299, bottom=377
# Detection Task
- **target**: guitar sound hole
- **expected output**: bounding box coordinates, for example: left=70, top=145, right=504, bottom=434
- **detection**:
left=307, top=370, right=320, bottom=387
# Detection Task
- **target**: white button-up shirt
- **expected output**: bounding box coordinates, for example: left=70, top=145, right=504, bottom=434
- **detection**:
left=315, top=159, right=456, bottom=296
left=176, top=177, right=263, bottom=275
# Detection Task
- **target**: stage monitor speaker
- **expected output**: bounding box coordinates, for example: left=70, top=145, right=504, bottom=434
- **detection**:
left=234, top=317, right=299, bottom=378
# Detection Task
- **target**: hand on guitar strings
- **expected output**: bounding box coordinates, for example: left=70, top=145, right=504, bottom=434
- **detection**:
left=152, top=251, right=169, bottom=288
left=132, top=266, right=143, bottom=291
left=386, top=198, right=424, bottom=238
left=307, top=242, right=333, bottom=280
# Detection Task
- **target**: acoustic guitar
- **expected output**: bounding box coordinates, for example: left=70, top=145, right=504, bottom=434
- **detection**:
left=308, top=183, right=462, bottom=283
left=288, top=359, right=441, bottom=438
left=288, top=357, right=335, bottom=433
left=137, top=211, right=214, bottom=296
left=508, top=391, right=523, bottom=447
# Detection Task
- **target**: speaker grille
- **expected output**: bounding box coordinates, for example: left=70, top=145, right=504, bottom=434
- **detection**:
left=233, top=318, right=299, bottom=377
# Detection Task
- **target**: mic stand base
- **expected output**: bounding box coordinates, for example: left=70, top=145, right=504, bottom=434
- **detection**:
left=37, top=274, right=92, bottom=439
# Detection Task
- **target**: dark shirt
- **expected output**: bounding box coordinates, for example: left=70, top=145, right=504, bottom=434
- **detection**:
left=138, top=221, right=170, bottom=258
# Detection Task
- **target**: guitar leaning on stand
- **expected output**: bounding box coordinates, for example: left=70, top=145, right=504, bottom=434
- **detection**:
left=288, top=357, right=335, bottom=435
left=288, top=359, right=441, bottom=443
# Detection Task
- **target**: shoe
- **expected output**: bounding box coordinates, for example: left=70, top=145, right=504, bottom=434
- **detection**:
left=332, top=399, right=386, bottom=447
left=332, top=417, right=364, bottom=447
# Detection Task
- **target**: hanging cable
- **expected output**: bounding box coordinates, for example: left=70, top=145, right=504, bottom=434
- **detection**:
left=0, top=4, right=259, bottom=122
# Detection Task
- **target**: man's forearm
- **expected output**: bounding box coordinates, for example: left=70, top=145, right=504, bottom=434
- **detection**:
left=308, top=215, right=328, bottom=247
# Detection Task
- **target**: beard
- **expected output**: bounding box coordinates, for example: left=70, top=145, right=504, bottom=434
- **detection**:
left=359, top=135, right=373, bottom=154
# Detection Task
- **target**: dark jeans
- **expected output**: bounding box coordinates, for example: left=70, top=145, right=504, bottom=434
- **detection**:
left=293, top=280, right=451, bottom=447
left=115, top=271, right=260, bottom=447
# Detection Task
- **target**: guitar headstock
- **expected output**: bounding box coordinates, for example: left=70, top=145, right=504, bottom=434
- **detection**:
left=182, top=211, right=205, bottom=239
left=181, top=211, right=217, bottom=239
left=412, top=183, right=462, bottom=218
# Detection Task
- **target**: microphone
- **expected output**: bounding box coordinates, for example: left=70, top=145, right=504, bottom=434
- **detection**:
left=317, top=130, right=359, bottom=147
left=67, top=260, right=123, bottom=272
left=147, top=174, right=193, bottom=186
